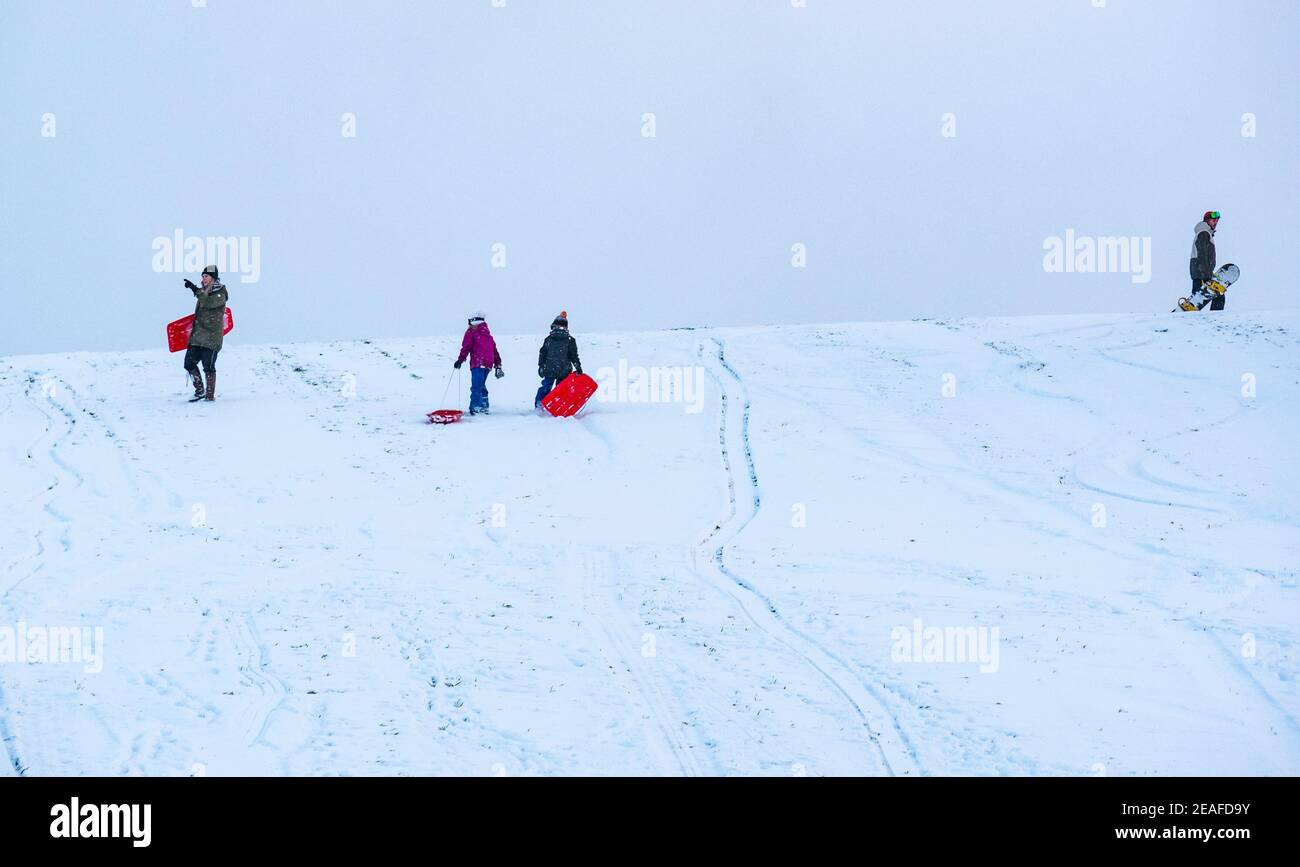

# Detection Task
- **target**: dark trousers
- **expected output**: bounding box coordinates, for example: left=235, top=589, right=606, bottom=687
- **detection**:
left=184, top=345, right=219, bottom=373
left=1193, top=277, right=1227, bottom=311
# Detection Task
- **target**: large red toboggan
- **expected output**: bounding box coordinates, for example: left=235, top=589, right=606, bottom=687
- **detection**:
left=541, top=373, right=598, bottom=417
left=167, top=309, right=233, bottom=353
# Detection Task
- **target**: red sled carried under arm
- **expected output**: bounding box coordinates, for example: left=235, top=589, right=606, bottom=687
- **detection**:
left=167, top=308, right=234, bottom=353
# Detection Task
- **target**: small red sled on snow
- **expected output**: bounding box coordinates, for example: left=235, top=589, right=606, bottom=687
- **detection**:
left=167, top=309, right=234, bottom=353
left=541, top=373, right=598, bottom=417
left=428, top=369, right=466, bottom=424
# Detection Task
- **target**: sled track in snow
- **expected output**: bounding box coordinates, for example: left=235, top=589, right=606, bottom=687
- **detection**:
left=0, top=680, right=24, bottom=776
left=61, top=371, right=185, bottom=516
left=1133, top=595, right=1300, bottom=741
left=18, top=373, right=81, bottom=569
left=0, top=372, right=87, bottom=776
left=229, top=612, right=290, bottom=760
left=572, top=545, right=707, bottom=774
left=696, top=338, right=921, bottom=776
left=361, top=339, right=424, bottom=380
left=916, top=324, right=1300, bottom=743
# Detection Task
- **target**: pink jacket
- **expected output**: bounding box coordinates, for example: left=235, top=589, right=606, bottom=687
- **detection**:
left=456, top=322, right=502, bottom=369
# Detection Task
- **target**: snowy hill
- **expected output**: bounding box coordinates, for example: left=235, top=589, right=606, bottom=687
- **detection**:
left=2, top=311, right=1298, bottom=776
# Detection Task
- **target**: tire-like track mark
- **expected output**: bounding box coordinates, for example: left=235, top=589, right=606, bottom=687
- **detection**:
left=694, top=338, right=922, bottom=776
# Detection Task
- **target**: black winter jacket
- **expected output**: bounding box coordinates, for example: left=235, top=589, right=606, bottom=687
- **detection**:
left=1189, top=221, right=1216, bottom=281
left=538, top=329, right=582, bottom=380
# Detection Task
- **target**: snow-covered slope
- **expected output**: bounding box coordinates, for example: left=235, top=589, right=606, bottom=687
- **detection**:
left=2, top=311, right=1298, bottom=776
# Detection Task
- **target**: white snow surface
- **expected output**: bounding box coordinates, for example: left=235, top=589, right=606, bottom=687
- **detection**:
left=2, top=311, right=1298, bottom=776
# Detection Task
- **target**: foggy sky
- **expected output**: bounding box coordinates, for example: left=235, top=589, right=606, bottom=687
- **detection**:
left=2, top=0, right=1297, bottom=356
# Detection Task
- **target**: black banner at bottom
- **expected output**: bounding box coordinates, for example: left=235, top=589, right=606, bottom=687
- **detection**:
left=0, top=776, right=1289, bottom=854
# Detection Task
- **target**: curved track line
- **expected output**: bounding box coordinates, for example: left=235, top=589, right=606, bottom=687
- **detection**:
left=229, top=612, right=289, bottom=755
left=693, top=338, right=922, bottom=776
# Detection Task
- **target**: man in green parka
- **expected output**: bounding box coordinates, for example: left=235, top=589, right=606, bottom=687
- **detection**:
left=182, top=265, right=228, bottom=402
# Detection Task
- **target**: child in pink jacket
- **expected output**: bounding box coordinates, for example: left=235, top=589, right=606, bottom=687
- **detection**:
left=454, top=313, right=503, bottom=414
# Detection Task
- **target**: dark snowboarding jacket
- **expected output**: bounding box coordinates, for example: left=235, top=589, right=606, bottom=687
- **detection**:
left=538, top=328, right=582, bottom=380
left=189, top=282, right=229, bottom=351
left=1189, top=221, right=1216, bottom=281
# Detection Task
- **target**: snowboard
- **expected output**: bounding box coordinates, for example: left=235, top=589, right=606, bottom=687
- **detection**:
left=168, top=308, right=234, bottom=352
left=541, top=373, right=598, bottom=417
left=1177, top=263, right=1239, bottom=312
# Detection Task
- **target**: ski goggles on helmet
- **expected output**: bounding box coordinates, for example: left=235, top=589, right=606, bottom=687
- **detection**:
left=1205, top=211, right=1221, bottom=220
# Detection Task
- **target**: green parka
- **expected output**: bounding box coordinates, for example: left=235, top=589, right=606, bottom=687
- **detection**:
left=189, top=282, right=228, bottom=351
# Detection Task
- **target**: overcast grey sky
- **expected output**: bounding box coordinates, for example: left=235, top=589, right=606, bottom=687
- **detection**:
left=2, top=0, right=1297, bottom=356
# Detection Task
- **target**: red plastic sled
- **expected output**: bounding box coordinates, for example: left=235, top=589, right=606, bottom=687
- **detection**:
left=167, top=308, right=234, bottom=353
left=541, top=373, right=598, bottom=417
left=427, top=409, right=463, bottom=425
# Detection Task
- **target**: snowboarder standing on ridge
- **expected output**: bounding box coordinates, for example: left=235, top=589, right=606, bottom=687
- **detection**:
left=454, top=313, right=503, bottom=415
left=182, top=265, right=227, bottom=402
left=535, top=311, right=582, bottom=409
left=1191, top=210, right=1225, bottom=310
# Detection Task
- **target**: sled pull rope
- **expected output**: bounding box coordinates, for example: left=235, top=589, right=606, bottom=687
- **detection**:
left=437, top=367, right=457, bottom=408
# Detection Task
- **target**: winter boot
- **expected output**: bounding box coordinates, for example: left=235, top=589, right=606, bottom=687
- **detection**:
left=188, top=369, right=205, bottom=402
left=203, top=370, right=216, bottom=402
